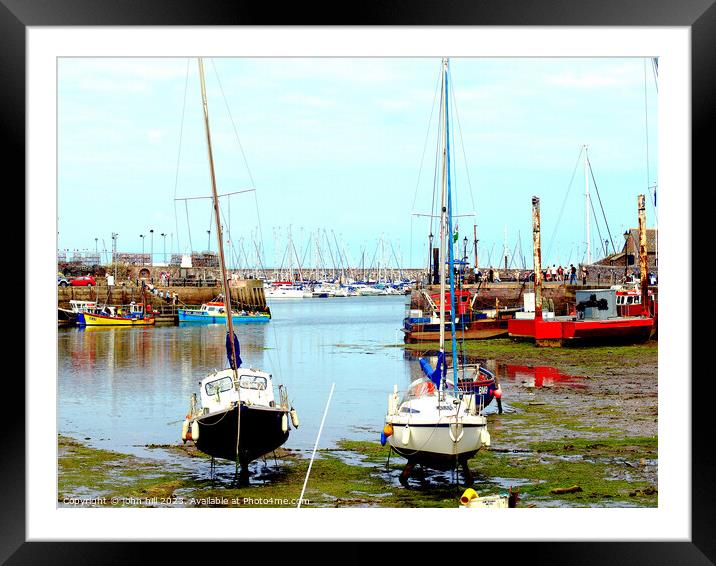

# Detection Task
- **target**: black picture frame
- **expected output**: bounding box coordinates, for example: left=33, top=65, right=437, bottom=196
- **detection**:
left=7, top=0, right=707, bottom=562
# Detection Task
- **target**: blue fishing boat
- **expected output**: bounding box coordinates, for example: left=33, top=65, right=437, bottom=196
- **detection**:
left=178, top=300, right=270, bottom=323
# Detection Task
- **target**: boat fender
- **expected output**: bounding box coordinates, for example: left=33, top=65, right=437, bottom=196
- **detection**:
left=181, top=418, right=190, bottom=442
left=281, top=413, right=288, bottom=433
left=191, top=420, right=200, bottom=442
left=460, top=488, right=479, bottom=505
left=480, top=427, right=491, bottom=447
left=494, top=386, right=502, bottom=399
left=290, top=408, right=299, bottom=428
left=401, top=425, right=411, bottom=445
left=380, top=432, right=387, bottom=446
left=383, top=423, right=393, bottom=437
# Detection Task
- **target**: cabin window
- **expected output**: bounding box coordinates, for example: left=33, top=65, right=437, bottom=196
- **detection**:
left=239, top=375, right=267, bottom=391
left=626, top=297, right=633, bottom=305
left=205, top=376, right=233, bottom=396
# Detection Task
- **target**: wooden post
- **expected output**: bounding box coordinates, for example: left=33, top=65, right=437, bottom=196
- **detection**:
left=532, top=196, right=543, bottom=320
left=638, top=194, right=650, bottom=317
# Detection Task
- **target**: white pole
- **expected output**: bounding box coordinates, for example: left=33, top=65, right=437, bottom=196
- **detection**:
left=297, top=382, right=335, bottom=508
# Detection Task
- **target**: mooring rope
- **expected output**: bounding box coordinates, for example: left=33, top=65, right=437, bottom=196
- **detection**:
left=297, top=382, right=335, bottom=508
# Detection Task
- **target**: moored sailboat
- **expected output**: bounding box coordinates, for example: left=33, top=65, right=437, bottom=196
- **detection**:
left=180, top=58, right=296, bottom=484
left=384, top=58, right=498, bottom=487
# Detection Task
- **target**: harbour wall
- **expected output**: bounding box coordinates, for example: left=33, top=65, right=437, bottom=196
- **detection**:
left=58, top=279, right=267, bottom=309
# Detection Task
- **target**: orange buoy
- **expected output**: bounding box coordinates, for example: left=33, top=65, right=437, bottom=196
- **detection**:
left=383, top=423, right=394, bottom=437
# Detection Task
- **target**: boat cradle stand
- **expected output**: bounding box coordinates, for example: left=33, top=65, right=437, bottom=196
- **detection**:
left=398, top=456, right=474, bottom=488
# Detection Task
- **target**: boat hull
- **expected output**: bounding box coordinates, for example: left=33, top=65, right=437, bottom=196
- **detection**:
left=508, top=316, right=653, bottom=344
left=58, top=308, right=77, bottom=326
left=265, top=289, right=305, bottom=299
left=178, top=310, right=270, bottom=324
left=403, top=320, right=508, bottom=343
left=78, top=313, right=155, bottom=326
left=386, top=423, right=485, bottom=470
left=195, top=403, right=289, bottom=462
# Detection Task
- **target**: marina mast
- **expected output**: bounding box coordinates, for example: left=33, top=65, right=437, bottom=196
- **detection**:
left=584, top=145, right=591, bottom=265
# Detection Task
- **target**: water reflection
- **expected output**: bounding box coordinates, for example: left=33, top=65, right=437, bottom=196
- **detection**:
left=58, top=296, right=411, bottom=458
left=496, top=364, right=585, bottom=389
left=402, top=349, right=585, bottom=390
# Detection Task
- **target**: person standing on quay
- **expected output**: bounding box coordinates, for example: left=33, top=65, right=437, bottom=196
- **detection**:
left=581, top=266, right=588, bottom=285
left=569, top=264, right=577, bottom=285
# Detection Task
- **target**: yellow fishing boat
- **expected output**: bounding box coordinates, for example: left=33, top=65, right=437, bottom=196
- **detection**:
left=79, top=311, right=155, bottom=326
left=77, top=302, right=155, bottom=326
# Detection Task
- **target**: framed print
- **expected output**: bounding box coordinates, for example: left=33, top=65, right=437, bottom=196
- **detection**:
left=6, top=0, right=711, bottom=562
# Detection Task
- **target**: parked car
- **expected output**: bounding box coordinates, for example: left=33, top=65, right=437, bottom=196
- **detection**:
left=70, top=275, right=96, bottom=287
left=57, top=275, right=69, bottom=287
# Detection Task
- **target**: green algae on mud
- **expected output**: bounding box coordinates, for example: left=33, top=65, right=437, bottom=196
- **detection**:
left=402, top=338, right=657, bottom=376
left=59, top=428, right=656, bottom=508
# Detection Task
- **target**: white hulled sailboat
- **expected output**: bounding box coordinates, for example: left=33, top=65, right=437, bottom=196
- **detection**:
left=383, top=58, right=493, bottom=487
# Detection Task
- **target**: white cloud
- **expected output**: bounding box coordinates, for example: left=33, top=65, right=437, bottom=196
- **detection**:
left=544, top=63, right=641, bottom=89
left=146, top=129, right=165, bottom=143
left=77, top=77, right=148, bottom=93
left=278, top=93, right=336, bottom=109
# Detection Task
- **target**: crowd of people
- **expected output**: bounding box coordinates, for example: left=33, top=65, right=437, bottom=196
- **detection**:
left=145, top=282, right=179, bottom=304
left=470, top=264, right=586, bottom=284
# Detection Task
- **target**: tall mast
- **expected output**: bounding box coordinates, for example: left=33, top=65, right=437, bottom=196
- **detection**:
left=438, top=58, right=448, bottom=357
left=198, top=57, right=238, bottom=370
left=584, top=145, right=591, bottom=265
left=444, top=58, right=459, bottom=391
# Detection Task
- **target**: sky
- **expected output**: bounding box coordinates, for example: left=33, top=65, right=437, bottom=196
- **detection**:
left=57, top=57, right=658, bottom=270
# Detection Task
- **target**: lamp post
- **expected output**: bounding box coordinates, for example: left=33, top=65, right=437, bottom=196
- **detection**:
left=427, top=232, right=433, bottom=282
left=207, top=229, right=211, bottom=253
left=111, top=233, right=118, bottom=279
left=161, top=233, right=167, bottom=264
left=463, top=236, right=468, bottom=281
left=140, top=234, right=145, bottom=265
left=149, top=229, right=154, bottom=267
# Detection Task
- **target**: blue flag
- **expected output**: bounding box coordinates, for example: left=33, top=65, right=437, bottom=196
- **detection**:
left=419, top=351, right=446, bottom=389
left=226, top=332, right=242, bottom=369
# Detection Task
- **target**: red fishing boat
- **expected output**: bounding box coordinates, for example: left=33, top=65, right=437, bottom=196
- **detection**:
left=507, top=194, right=655, bottom=347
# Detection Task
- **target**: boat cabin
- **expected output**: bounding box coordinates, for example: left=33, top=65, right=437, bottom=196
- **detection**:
left=68, top=300, right=98, bottom=313
left=127, top=303, right=146, bottom=316
left=430, top=290, right=472, bottom=316
left=201, top=302, right=226, bottom=315
left=199, top=367, right=276, bottom=415
left=611, top=285, right=656, bottom=317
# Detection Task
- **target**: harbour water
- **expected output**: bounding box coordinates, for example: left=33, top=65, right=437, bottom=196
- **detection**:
left=58, top=295, right=417, bottom=459
left=58, top=294, right=592, bottom=460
